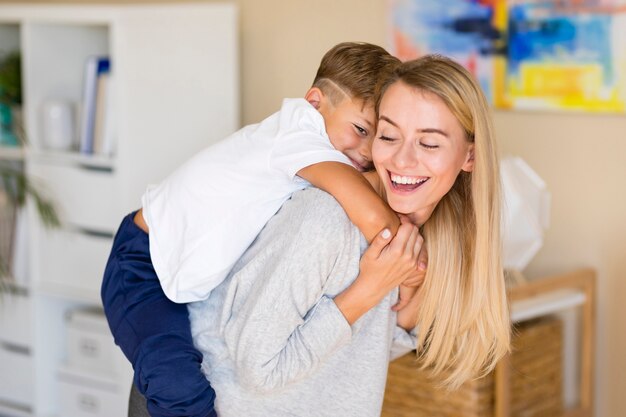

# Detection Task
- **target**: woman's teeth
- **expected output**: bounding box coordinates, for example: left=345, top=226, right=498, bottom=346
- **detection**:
left=391, top=174, right=428, bottom=185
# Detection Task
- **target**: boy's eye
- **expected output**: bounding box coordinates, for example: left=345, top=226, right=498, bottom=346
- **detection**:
left=353, top=124, right=368, bottom=137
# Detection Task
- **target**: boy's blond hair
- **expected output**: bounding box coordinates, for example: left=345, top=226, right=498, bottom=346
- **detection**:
left=312, top=42, right=400, bottom=106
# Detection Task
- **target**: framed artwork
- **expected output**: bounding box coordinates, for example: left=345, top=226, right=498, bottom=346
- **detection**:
left=389, top=0, right=626, bottom=112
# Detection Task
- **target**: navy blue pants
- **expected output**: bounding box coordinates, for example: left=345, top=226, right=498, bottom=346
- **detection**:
left=101, top=212, right=217, bottom=417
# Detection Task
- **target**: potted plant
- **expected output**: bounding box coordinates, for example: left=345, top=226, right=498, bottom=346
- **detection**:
left=1, top=50, right=58, bottom=292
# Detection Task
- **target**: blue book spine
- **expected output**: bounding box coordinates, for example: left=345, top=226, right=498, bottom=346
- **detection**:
left=79, top=56, right=110, bottom=154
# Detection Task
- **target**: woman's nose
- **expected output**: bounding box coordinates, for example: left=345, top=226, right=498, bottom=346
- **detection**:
left=393, top=142, right=419, bottom=169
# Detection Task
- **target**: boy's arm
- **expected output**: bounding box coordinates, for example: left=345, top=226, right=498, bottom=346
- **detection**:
left=297, top=161, right=400, bottom=242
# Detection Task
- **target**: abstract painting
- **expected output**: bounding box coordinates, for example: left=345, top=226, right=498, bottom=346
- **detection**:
left=389, top=0, right=626, bottom=112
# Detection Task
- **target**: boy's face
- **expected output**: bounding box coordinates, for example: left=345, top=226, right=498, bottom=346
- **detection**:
left=318, top=97, right=376, bottom=172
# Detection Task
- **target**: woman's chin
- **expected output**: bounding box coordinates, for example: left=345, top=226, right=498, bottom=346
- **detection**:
left=388, top=201, right=434, bottom=226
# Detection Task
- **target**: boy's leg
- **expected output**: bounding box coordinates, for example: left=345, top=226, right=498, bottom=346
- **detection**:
left=102, top=212, right=216, bottom=417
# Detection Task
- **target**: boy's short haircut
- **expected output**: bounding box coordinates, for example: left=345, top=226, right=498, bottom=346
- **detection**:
left=312, top=42, right=400, bottom=106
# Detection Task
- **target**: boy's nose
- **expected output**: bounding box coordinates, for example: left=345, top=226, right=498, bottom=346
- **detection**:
left=360, top=140, right=372, bottom=161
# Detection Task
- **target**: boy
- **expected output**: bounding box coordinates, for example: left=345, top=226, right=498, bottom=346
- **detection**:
left=102, top=42, right=411, bottom=417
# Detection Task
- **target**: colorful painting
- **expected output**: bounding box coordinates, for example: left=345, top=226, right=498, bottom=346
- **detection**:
left=389, top=0, right=626, bottom=112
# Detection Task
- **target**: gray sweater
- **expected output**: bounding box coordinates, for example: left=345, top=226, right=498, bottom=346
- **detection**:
left=188, top=188, right=416, bottom=417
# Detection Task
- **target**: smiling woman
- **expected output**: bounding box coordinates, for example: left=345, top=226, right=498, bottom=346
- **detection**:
left=368, top=55, right=510, bottom=387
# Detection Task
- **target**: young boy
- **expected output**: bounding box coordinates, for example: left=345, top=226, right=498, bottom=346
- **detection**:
left=102, top=42, right=408, bottom=417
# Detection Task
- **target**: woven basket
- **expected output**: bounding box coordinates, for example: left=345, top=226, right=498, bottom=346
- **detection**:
left=382, top=316, right=563, bottom=417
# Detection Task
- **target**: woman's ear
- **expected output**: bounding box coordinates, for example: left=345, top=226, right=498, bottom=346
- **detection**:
left=461, top=144, right=475, bottom=172
left=304, top=87, right=324, bottom=110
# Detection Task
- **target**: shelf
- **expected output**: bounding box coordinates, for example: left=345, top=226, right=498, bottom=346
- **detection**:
left=28, top=149, right=115, bottom=171
left=0, top=146, right=24, bottom=161
left=0, top=276, right=28, bottom=295
left=0, top=401, right=32, bottom=417
left=510, top=288, right=586, bottom=323
left=37, top=282, right=101, bottom=306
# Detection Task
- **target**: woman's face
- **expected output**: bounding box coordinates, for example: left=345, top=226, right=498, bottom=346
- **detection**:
left=373, top=81, right=474, bottom=225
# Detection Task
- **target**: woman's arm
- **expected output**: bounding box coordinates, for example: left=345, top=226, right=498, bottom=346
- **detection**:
left=297, top=161, right=400, bottom=242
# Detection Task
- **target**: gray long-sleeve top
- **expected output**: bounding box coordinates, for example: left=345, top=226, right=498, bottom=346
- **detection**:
left=188, top=188, right=417, bottom=417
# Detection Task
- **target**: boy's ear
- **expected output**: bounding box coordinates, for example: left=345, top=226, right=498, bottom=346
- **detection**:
left=461, top=144, right=475, bottom=172
left=305, top=87, right=324, bottom=110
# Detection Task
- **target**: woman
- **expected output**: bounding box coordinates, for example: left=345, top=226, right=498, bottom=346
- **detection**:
left=134, top=54, right=510, bottom=416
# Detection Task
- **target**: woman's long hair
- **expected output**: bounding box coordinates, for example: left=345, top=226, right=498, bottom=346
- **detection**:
left=377, top=55, right=510, bottom=388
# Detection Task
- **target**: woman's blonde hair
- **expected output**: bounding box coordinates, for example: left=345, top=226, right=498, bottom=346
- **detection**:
left=377, top=55, right=511, bottom=388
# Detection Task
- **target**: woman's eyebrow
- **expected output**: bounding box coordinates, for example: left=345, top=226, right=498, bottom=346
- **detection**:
left=379, top=115, right=449, bottom=138
left=378, top=115, right=398, bottom=127
left=418, top=128, right=449, bottom=137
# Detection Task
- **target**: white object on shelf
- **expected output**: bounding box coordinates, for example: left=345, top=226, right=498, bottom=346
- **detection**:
left=501, top=156, right=551, bottom=271
left=41, top=99, right=76, bottom=151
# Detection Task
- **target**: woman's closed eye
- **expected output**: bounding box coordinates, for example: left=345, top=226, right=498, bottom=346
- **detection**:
left=377, top=135, right=395, bottom=142
left=420, top=142, right=439, bottom=149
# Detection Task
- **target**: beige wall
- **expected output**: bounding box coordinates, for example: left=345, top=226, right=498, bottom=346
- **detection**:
left=4, top=1, right=625, bottom=416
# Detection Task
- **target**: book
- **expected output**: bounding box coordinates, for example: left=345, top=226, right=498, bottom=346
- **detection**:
left=79, top=56, right=110, bottom=154
left=92, top=71, right=115, bottom=155
left=99, top=73, right=117, bottom=156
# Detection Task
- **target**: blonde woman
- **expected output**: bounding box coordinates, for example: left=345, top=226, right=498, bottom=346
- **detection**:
left=131, top=55, right=510, bottom=417
left=370, top=55, right=511, bottom=387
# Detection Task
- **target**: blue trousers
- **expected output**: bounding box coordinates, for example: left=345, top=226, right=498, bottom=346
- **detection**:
left=101, top=212, right=217, bottom=417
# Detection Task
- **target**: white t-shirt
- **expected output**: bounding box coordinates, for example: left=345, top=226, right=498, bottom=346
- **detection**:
left=142, top=98, right=351, bottom=303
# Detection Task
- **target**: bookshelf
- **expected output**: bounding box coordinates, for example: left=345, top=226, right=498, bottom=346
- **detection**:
left=0, top=3, right=239, bottom=416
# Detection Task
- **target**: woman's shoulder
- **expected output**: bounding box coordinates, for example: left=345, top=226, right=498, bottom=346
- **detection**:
left=290, top=187, right=350, bottom=222
left=265, top=188, right=357, bottom=244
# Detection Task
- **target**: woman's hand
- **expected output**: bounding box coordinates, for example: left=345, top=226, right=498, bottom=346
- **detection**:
left=334, top=222, right=424, bottom=325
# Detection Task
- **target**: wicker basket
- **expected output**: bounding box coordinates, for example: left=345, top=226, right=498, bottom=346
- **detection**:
left=382, top=317, right=563, bottom=417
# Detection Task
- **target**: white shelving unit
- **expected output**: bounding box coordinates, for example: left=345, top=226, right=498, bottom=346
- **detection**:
left=0, top=3, right=239, bottom=416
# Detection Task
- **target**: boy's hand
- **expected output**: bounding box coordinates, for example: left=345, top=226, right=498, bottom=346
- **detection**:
left=396, top=284, right=425, bottom=331
left=391, top=247, right=427, bottom=311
